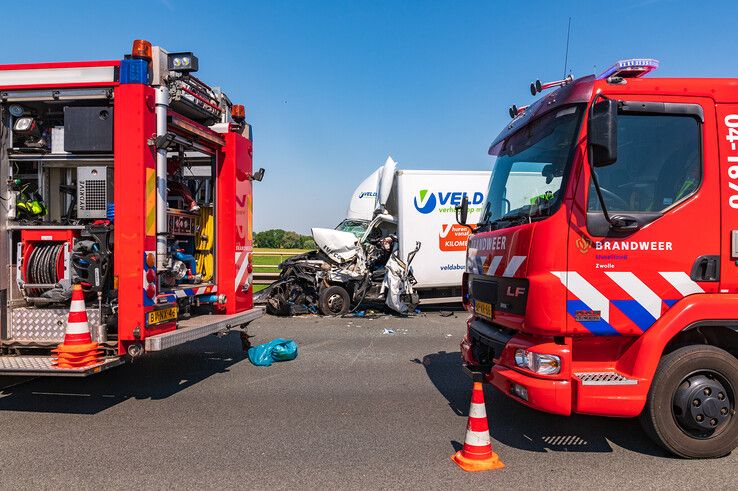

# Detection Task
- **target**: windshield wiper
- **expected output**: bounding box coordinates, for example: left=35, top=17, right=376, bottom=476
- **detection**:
left=489, top=211, right=530, bottom=228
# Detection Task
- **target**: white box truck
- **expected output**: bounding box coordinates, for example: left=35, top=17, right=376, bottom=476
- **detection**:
left=344, top=157, right=490, bottom=303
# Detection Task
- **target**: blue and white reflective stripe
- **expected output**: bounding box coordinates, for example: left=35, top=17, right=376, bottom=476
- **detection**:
left=605, top=272, right=662, bottom=320
left=486, top=256, right=503, bottom=275
left=659, top=271, right=704, bottom=296
left=554, top=270, right=706, bottom=335
left=552, top=271, right=610, bottom=323
left=502, top=256, right=526, bottom=277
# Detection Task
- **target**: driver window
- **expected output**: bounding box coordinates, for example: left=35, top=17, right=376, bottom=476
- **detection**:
left=588, top=113, right=701, bottom=213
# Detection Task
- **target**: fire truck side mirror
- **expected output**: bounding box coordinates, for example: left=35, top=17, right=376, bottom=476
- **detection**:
left=588, top=99, right=618, bottom=167
left=249, top=168, right=265, bottom=182
left=456, top=196, right=469, bottom=225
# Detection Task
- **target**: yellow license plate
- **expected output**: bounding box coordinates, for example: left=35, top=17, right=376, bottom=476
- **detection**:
left=147, top=307, right=177, bottom=326
left=474, top=300, right=493, bottom=320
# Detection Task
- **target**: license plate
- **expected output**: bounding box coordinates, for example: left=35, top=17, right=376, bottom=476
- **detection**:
left=474, top=300, right=493, bottom=320
left=147, top=307, right=177, bottom=326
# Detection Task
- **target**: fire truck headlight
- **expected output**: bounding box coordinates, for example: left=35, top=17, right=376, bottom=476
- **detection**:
left=514, top=349, right=561, bottom=375
left=531, top=353, right=561, bottom=375
left=13, top=116, right=35, bottom=133
left=514, top=349, right=529, bottom=368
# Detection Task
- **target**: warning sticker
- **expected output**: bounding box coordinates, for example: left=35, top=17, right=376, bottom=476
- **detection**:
left=439, top=224, right=471, bottom=252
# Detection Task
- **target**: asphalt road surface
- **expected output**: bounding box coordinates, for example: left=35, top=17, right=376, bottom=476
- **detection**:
left=0, top=312, right=736, bottom=489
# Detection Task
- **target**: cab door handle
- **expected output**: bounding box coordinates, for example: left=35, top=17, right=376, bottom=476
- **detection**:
left=690, top=255, right=719, bottom=282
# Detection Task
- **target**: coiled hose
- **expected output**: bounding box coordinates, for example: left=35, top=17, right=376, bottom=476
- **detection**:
left=25, top=243, right=64, bottom=296
left=195, top=206, right=214, bottom=281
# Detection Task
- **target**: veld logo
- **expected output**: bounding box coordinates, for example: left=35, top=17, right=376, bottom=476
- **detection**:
left=358, top=191, right=377, bottom=199
left=413, top=190, right=484, bottom=214
left=439, top=224, right=471, bottom=251
left=414, top=189, right=437, bottom=214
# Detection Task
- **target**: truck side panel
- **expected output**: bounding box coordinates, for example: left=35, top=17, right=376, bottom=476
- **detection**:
left=114, top=84, right=157, bottom=354
left=717, top=103, right=738, bottom=290
left=216, top=132, right=253, bottom=314
left=396, top=171, right=489, bottom=289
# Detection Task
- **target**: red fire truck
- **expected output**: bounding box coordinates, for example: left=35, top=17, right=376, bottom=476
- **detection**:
left=457, top=59, right=738, bottom=458
left=0, top=40, right=264, bottom=376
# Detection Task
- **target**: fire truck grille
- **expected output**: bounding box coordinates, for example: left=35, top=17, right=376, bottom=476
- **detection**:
left=81, top=180, right=106, bottom=210
left=575, top=372, right=638, bottom=386
left=468, top=319, right=515, bottom=366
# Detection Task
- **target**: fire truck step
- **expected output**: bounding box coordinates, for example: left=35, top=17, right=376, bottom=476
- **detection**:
left=574, top=372, right=638, bottom=386
left=0, top=356, right=124, bottom=377
left=144, top=307, right=265, bottom=351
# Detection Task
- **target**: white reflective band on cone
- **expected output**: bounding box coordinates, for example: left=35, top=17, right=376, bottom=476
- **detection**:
left=66, top=321, right=90, bottom=334
left=464, top=429, right=491, bottom=446
left=69, top=299, right=86, bottom=313
left=469, top=402, right=487, bottom=419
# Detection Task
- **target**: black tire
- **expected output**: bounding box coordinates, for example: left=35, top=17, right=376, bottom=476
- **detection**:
left=318, top=285, right=350, bottom=316
left=640, top=345, right=738, bottom=458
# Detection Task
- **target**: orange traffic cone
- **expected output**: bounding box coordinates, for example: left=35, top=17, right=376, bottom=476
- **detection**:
left=451, top=381, right=504, bottom=472
left=52, top=284, right=101, bottom=369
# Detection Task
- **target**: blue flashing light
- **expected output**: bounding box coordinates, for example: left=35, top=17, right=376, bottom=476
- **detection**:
left=597, top=58, right=659, bottom=80
left=119, top=58, right=149, bottom=84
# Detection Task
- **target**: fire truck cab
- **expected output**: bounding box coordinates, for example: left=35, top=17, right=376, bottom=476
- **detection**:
left=0, top=40, right=264, bottom=376
left=460, top=59, right=738, bottom=458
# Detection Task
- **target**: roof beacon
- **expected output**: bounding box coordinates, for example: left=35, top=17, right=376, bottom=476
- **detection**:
left=530, top=74, right=573, bottom=96
left=597, top=58, right=659, bottom=80
left=508, top=104, right=528, bottom=119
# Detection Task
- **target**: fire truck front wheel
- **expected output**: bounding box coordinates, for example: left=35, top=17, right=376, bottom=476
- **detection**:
left=640, top=345, right=738, bottom=459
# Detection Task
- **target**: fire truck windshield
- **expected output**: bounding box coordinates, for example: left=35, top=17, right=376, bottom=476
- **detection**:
left=482, top=105, right=583, bottom=227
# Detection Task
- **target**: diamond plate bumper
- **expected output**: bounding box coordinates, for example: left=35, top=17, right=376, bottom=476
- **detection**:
left=9, top=307, right=102, bottom=342
left=574, top=372, right=638, bottom=386
left=145, top=307, right=264, bottom=351
left=0, top=356, right=124, bottom=377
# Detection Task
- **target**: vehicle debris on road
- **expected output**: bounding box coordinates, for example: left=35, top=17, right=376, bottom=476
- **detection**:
left=255, top=227, right=420, bottom=317
left=247, top=338, right=299, bottom=367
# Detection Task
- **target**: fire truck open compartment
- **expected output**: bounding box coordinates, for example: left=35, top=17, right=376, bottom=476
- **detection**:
left=0, top=42, right=263, bottom=375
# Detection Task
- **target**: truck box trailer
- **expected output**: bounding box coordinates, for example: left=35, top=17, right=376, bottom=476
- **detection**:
left=0, top=40, right=264, bottom=376
left=346, top=158, right=490, bottom=303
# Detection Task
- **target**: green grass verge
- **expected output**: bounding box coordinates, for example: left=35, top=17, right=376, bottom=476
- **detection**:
left=252, top=248, right=310, bottom=273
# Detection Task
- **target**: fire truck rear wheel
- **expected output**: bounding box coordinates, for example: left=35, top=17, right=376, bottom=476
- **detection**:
left=640, top=345, right=738, bottom=459
left=318, top=285, right=350, bottom=316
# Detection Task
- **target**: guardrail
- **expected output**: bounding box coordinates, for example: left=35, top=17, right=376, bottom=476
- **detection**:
left=252, top=249, right=309, bottom=286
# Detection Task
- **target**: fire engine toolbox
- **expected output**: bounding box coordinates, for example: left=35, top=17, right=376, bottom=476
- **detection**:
left=63, top=106, right=114, bottom=153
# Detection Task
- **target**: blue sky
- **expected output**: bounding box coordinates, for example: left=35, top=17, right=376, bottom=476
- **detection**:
left=3, top=0, right=738, bottom=233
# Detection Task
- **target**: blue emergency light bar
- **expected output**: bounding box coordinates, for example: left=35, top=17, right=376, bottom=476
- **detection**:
left=597, top=58, right=659, bottom=80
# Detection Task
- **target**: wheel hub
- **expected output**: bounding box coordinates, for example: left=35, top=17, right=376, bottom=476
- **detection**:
left=326, top=293, right=344, bottom=312
left=673, top=373, right=732, bottom=434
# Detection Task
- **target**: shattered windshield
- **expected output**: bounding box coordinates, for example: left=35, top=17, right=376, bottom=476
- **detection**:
left=482, top=105, right=582, bottom=225
left=335, top=219, right=369, bottom=238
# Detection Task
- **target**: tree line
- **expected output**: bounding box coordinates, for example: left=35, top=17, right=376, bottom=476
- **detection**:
left=254, top=229, right=316, bottom=250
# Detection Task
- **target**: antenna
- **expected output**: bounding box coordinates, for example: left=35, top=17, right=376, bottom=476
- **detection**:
left=563, top=17, right=571, bottom=77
